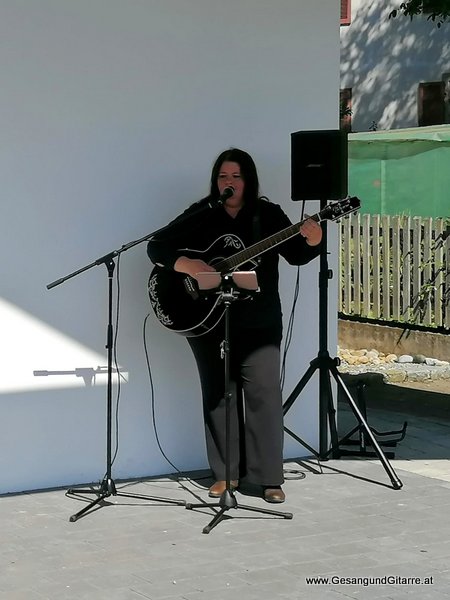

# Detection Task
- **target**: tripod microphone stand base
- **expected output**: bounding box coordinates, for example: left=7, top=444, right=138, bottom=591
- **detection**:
left=66, top=477, right=186, bottom=522
left=185, top=489, right=293, bottom=535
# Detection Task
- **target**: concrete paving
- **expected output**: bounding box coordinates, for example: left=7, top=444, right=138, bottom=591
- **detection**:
left=1, top=384, right=450, bottom=600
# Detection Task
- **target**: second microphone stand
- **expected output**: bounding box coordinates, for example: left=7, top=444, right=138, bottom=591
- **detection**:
left=185, top=272, right=293, bottom=533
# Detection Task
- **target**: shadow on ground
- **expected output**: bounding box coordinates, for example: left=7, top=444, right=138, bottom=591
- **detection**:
left=336, top=374, right=450, bottom=464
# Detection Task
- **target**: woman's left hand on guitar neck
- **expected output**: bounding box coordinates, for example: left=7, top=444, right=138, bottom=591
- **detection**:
left=299, top=218, right=322, bottom=246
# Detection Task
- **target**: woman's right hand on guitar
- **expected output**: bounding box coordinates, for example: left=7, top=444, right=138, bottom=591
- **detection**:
left=174, top=256, right=216, bottom=281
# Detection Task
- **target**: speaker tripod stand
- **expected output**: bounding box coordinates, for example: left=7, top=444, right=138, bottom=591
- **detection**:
left=282, top=203, right=403, bottom=490
left=185, top=271, right=293, bottom=533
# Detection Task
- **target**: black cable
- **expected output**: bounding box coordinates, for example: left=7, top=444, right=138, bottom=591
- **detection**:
left=111, top=253, right=122, bottom=467
left=280, top=268, right=300, bottom=391
left=142, top=314, right=211, bottom=495
left=283, top=469, right=307, bottom=481
left=280, top=200, right=307, bottom=391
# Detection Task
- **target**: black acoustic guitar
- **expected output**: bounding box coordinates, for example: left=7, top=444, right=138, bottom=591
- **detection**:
left=148, top=196, right=360, bottom=336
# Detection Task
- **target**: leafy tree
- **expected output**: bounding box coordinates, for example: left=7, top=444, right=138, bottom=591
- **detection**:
left=389, top=1, right=450, bottom=26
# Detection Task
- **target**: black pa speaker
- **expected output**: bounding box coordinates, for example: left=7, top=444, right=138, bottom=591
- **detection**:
left=291, top=129, right=348, bottom=201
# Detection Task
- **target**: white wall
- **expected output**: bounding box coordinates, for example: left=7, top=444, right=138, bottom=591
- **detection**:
left=0, top=0, right=340, bottom=494
left=341, top=0, right=450, bottom=131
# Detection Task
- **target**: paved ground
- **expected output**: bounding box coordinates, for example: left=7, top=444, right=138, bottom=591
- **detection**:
left=1, top=380, right=450, bottom=600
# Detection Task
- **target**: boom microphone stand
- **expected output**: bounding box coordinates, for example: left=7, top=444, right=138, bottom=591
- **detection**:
left=47, top=234, right=188, bottom=522
left=185, top=272, right=293, bottom=533
left=47, top=195, right=238, bottom=521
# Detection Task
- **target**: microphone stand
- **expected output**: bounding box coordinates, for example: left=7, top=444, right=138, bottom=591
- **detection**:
left=185, top=272, right=293, bottom=533
left=47, top=198, right=224, bottom=522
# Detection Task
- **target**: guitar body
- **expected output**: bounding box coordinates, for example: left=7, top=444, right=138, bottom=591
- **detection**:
left=148, top=268, right=224, bottom=336
left=148, top=234, right=253, bottom=337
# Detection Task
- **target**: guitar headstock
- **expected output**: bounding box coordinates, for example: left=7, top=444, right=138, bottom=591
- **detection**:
left=320, top=196, right=361, bottom=222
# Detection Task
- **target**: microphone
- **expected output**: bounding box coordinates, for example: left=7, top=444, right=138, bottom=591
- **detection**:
left=218, top=186, right=235, bottom=203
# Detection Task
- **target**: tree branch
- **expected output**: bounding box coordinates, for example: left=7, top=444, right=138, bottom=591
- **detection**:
left=389, top=1, right=450, bottom=27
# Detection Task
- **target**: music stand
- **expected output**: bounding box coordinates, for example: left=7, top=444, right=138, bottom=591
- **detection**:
left=47, top=238, right=187, bottom=522
left=283, top=130, right=402, bottom=490
left=185, top=271, right=293, bottom=533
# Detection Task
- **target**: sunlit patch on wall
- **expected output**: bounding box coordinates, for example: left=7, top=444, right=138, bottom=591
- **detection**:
left=0, top=298, right=128, bottom=394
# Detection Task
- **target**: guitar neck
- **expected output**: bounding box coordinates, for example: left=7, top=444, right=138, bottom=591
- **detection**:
left=215, top=213, right=321, bottom=273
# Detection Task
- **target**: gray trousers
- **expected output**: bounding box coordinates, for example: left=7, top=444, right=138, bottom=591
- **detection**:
left=187, top=327, right=284, bottom=486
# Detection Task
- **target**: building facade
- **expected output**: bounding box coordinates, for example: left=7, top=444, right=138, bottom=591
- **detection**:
left=340, top=0, right=450, bottom=132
